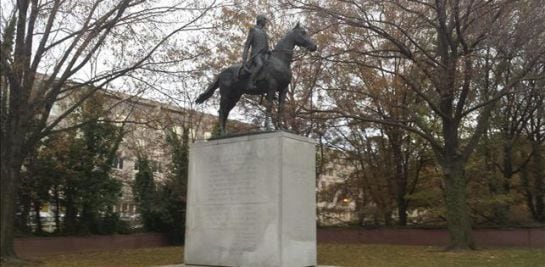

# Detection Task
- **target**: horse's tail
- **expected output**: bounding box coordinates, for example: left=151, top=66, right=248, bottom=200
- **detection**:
left=196, top=76, right=219, bottom=104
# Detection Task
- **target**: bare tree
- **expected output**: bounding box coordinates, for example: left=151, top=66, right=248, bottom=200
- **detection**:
left=478, top=56, right=545, bottom=224
left=522, top=75, right=545, bottom=222
left=0, top=0, right=215, bottom=260
left=288, top=0, right=545, bottom=249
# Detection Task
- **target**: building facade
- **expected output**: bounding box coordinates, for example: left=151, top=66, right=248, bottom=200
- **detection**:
left=35, top=87, right=352, bottom=229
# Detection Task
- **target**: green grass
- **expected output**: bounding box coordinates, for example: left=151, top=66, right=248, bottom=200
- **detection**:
left=16, top=244, right=545, bottom=267
left=318, top=244, right=545, bottom=267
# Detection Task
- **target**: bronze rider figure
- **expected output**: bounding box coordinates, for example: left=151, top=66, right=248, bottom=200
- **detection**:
left=242, top=14, right=270, bottom=91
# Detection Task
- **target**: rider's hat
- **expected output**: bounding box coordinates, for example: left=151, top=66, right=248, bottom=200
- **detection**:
left=256, top=14, right=268, bottom=24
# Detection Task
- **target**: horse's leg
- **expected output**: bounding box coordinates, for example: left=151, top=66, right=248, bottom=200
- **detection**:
left=219, top=92, right=241, bottom=135
left=265, top=93, right=273, bottom=131
left=276, top=85, right=289, bottom=130
left=218, top=98, right=228, bottom=136
left=264, top=81, right=278, bottom=131
left=218, top=91, right=230, bottom=135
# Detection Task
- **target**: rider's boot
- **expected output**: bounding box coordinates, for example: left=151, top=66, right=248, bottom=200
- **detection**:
left=247, top=56, right=263, bottom=91
left=247, top=75, right=258, bottom=91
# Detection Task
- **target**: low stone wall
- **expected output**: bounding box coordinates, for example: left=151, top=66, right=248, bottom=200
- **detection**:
left=317, top=228, right=545, bottom=248
left=15, top=233, right=170, bottom=258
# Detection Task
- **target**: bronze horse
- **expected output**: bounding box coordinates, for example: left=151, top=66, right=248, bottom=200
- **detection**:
left=195, top=23, right=317, bottom=135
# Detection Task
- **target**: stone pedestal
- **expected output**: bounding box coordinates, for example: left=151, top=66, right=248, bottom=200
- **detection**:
left=185, top=131, right=317, bottom=267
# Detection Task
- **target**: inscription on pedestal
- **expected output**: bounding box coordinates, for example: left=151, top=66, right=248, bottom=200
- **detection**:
left=202, top=165, right=258, bottom=203
left=190, top=140, right=274, bottom=255
left=185, top=132, right=316, bottom=267
left=197, top=144, right=261, bottom=204
left=197, top=204, right=261, bottom=249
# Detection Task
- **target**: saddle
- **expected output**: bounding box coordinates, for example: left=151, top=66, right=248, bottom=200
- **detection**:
left=237, top=52, right=271, bottom=80
left=237, top=65, right=251, bottom=80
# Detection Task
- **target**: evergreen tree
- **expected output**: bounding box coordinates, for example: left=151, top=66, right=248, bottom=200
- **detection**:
left=133, top=156, right=159, bottom=231
left=62, top=97, right=124, bottom=234
left=15, top=95, right=125, bottom=235
left=157, top=128, right=189, bottom=243
left=76, top=108, right=124, bottom=234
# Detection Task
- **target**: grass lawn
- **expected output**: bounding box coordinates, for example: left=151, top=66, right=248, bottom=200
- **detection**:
left=318, top=244, right=545, bottom=267
left=17, top=244, right=545, bottom=267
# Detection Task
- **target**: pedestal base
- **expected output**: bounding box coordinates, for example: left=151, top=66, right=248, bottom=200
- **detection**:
left=185, top=131, right=317, bottom=267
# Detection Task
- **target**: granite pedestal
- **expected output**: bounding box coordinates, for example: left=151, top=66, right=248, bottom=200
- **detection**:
left=184, top=131, right=317, bottom=267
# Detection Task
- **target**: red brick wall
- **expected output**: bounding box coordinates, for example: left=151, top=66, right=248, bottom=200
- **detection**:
left=317, top=228, right=545, bottom=248
left=15, top=228, right=544, bottom=257
left=15, top=233, right=169, bottom=257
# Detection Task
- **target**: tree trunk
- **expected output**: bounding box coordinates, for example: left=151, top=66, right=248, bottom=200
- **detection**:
left=33, top=200, right=43, bottom=234
left=491, top=141, right=513, bottom=223
left=53, top=186, right=61, bottom=232
left=1, top=165, right=21, bottom=259
left=398, top=201, right=408, bottom=226
left=383, top=210, right=392, bottom=226
left=483, top=137, right=504, bottom=224
left=1, top=104, right=28, bottom=261
left=390, top=130, right=409, bottom=226
left=442, top=159, right=475, bottom=250
left=80, top=202, right=95, bottom=234
left=521, top=161, right=537, bottom=219
left=64, top=189, right=78, bottom=234
left=522, top=140, right=545, bottom=223
left=16, top=187, right=31, bottom=233
left=531, top=141, right=544, bottom=222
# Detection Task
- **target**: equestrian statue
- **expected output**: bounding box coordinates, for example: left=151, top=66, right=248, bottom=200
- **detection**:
left=195, top=15, right=317, bottom=135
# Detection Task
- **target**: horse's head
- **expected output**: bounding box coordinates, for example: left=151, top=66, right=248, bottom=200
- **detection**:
left=290, top=22, right=318, bottom=52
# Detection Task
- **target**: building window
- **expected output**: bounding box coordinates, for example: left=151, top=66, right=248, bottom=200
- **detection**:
left=151, top=160, right=162, bottom=173
left=174, top=126, right=183, bottom=135
left=112, top=156, right=124, bottom=169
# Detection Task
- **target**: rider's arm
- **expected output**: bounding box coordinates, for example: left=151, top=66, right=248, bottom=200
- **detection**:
left=242, top=28, right=254, bottom=63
